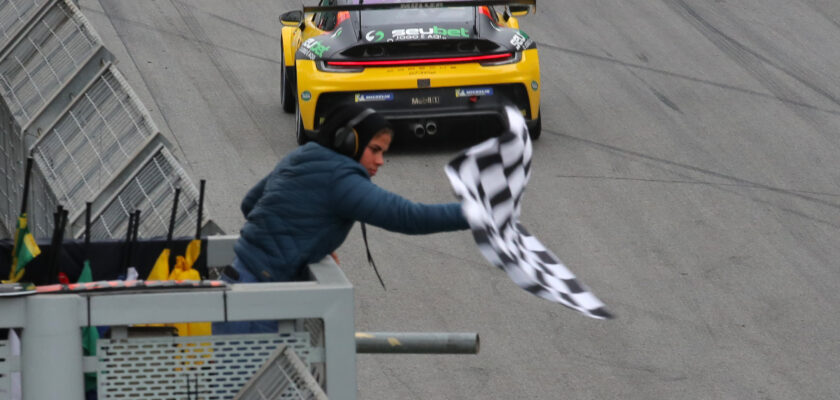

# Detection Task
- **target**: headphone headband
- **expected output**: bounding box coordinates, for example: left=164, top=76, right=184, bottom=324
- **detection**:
left=345, top=108, right=376, bottom=131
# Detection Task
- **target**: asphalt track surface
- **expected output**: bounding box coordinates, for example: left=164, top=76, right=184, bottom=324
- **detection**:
left=82, top=1, right=840, bottom=398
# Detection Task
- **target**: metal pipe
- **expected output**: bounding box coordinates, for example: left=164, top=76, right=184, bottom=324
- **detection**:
left=355, top=332, right=479, bottom=354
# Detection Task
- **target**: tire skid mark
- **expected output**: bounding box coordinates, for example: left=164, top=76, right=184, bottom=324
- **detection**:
left=545, top=128, right=840, bottom=213
left=660, top=0, right=840, bottom=119
left=98, top=0, right=192, bottom=172
left=82, top=4, right=280, bottom=64
left=168, top=0, right=279, bottom=156
left=536, top=41, right=840, bottom=118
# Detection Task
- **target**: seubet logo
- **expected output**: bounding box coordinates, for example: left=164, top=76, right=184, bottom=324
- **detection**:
left=392, top=26, right=469, bottom=38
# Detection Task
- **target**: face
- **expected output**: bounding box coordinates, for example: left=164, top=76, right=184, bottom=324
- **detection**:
left=359, top=130, right=392, bottom=177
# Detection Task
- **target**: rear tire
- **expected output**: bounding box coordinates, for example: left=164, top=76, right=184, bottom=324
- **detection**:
left=295, top=102, right=308, bottom=145
left=528, top=109, right=542, bottom=140
left=280, top=42, right=295, bottom=114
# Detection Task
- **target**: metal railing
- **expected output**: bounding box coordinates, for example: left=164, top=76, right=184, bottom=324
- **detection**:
left=0, top=235, right=357, bottom=400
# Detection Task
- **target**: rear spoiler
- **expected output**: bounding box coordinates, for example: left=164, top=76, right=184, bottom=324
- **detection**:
left=303, top=0, right=536, bottom=13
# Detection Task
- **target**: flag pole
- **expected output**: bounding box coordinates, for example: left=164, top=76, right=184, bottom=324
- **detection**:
left=21, top=158, right=33, bottom=215
left=121, top=210, right=135, bottom=277
left=128, top=209, right=140, bottom=273
left=84, top=202, right=91, bottom=255
left=167, top=188, right=181, bottom=267
left=195, top=180, right=205, bottom=278
left=46, top=206, right=67, bottom=284
left=168, top=188, right=181, bottom=246
left=195, top=180, right=205, bottom=239
left=56, top=208, right=68, bottom=283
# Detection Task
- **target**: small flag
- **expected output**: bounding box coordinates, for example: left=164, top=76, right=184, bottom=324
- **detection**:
left=148, top=249, right=171, bottom=281
left=78, top=260, right=99, bottom=392
left=169, top=239, right=211, bottom=336
left=8, top=214, right=41, bottom=283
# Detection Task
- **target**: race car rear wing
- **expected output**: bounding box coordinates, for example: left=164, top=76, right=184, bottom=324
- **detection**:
left=302, top=0, right=537, bottom=14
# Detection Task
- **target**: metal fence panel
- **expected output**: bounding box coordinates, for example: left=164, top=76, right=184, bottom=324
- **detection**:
left=89, top=145, right=203, bottom=240
left=31, top=65, right=158, bottom=221
left=0, top=0, right=46, bottom=53
left=0, top=0, right=102, bottom=127
left=0, top=0, right=213, bottom=241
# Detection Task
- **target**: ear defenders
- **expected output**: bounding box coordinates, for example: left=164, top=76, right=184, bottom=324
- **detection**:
left=333, top=108, right=376, bottom=158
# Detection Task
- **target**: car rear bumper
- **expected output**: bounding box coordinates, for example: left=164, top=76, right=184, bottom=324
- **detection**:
left=295, top=48, right=540, bottom=135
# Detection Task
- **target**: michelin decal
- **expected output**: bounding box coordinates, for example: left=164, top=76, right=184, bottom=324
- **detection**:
left=355, top=92, right=395, bottom=102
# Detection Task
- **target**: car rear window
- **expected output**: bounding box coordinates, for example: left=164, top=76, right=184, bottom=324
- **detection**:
left=347, top=0, right=474, bottom=24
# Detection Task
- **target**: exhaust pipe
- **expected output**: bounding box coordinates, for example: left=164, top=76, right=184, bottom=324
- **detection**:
left=425, top=120, right=438, bottom=136
left=410, top=122, right=426, bottom=138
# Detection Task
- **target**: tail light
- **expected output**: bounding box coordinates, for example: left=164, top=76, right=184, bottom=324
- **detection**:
left=321, top=52, right=516, bottom=71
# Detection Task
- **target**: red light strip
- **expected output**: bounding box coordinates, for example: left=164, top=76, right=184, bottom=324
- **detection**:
left=326, top=53, right=513, bottom=67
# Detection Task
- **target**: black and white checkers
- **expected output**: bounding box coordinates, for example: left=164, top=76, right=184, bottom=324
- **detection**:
left=445, top=106, right=612, bottom=319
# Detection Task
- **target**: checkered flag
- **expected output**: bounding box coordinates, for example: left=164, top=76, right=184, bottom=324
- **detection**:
left=445, top=107, right=612, bottom=319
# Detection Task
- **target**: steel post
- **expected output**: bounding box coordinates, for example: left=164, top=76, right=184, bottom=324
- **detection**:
left=355, top=332, right=480, bottom=354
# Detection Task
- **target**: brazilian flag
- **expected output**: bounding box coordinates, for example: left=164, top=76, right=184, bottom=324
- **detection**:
left=8, top=213, right=41, bottom=283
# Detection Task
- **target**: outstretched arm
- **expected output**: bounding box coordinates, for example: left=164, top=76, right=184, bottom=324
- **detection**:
left=332, top=171, right=467, bottom=234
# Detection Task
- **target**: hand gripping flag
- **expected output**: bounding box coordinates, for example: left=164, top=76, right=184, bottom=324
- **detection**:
left=444, top=106, right=612, bottom=319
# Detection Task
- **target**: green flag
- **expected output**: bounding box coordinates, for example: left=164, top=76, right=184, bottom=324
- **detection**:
left=78, top=260, right=99, bottom=392
left=8, top=213, right=40, bottom=283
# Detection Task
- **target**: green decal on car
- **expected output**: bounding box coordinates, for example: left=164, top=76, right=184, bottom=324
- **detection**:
left=302, top=39, right=330, bottom=58
left=301, top=91, right=311, bottom=101
left=365, top=30, right=385, bottom=42
left=531, top=81, right=539, bottom=91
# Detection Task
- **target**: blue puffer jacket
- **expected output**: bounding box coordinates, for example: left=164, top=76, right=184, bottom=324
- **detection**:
left=234, top=142, right=468, bottom=282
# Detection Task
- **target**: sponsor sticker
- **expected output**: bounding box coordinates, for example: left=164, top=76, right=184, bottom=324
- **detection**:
left=301, top=91, right=311, bottom=101
left=411, top=96, right=440, bottom=105
left=365, top=30, right=385, bottom=42
left=301, top=38, right=330, bottom=59
left=387, top=26, right=469, bottom=41
left=510, top=32, right=528, bottom=50
left=355, top=92, right=395, bottom=102
left=531, top=81, right=539, bottom=91
left=455, top=87, right=494, bottom=97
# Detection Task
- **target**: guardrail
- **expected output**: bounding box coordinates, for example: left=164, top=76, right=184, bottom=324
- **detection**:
left=0, top=235, right=356, bottom=399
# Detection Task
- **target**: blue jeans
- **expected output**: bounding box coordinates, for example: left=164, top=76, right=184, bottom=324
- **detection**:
left=212, top=259, right=279, bottom=334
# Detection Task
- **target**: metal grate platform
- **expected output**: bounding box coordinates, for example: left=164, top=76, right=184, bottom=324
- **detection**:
left=97, top=333, right=315, bottom=400
left=234, top=344, right=327, bottom=400
left=0, top=338, right=11, bottom=397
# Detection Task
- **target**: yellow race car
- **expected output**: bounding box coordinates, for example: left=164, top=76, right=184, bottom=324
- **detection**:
left=279, top=0, right=541, bottom=144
